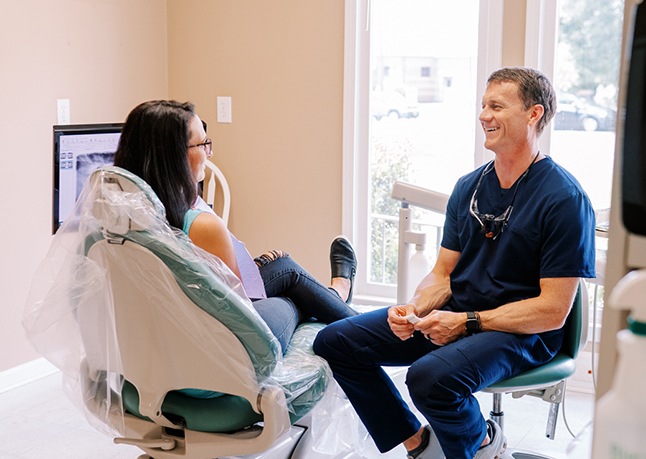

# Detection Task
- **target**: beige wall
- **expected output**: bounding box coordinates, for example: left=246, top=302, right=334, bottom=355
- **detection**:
left=0, top=0, right=168, bottom=371
left=1, top=0, right=528, bottom=373
left=167, top=0, right=345, bottom=281
left=0, top=0, right=345, bottom=373
left=501, top=0, right=527, bottom=67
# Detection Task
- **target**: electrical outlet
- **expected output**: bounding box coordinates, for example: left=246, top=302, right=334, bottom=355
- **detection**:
left=57, top=99, right=71, bottom=124
left=217, top=96, right=232, bottom=123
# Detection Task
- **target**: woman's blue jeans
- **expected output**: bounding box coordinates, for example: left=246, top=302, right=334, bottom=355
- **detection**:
left=313, top=307, right=559, bottom=458
left=252, top=253, right=357, bottom=353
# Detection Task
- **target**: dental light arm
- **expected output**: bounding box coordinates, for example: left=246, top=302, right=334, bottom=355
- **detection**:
left=391, top=181, right=450, bottom=304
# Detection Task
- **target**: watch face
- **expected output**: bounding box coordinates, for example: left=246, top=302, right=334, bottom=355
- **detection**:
left=466, top=313, right=481, bottom=333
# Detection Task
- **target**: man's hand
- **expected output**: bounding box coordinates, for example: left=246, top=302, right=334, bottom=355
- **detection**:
left=414, top=310, right=466, bottom=346
left=387, top=305, right=418, bottom=340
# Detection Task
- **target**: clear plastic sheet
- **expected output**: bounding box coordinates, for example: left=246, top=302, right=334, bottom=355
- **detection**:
left=23, top=166, right=331, bottom=439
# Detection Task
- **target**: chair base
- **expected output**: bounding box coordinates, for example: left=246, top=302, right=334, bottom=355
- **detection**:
left=488, top=379, right=566, bottom=440
left=218, top=425, right=307, bottom=459
left=501, top=449, right=558, bottom=459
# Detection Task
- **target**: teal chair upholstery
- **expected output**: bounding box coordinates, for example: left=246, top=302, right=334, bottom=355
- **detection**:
left=77, top=166, right=330, bottom=459
left=482, top=279, right=588, bottom=454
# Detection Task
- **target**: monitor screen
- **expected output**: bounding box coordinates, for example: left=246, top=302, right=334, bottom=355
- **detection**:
left=52, top=123, right=122, bottom=233
left=622, top=2, right=646, bottom=236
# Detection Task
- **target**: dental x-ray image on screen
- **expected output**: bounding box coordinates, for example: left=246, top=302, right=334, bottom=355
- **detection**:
left=52, top=123, right=122, bottom=233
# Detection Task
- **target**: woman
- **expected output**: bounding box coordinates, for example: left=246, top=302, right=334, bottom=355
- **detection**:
left=113, top=100, right=358, bottom=352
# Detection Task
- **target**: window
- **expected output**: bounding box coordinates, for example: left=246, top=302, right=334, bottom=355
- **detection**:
left=367, top=0, right=481, bottom=295
left=551, top=0, right=624, bottom=212
left=344, top=0, right=501, bottom=301
left=344, top=0, right=622, bottom=303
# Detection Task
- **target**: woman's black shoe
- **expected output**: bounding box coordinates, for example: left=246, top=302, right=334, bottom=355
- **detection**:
left=330, top=236, right=357, bottom=304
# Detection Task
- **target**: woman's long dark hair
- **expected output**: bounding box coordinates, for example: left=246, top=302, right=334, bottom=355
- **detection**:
left=114, top=100, right=198, bottom=229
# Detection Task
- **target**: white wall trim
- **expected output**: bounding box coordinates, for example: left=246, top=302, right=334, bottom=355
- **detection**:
left=342, top=0, right=361, bottom=241
left=0, top=358, right=58, bottom=394
left=474, top=0, right=504, bottom=167
left=342, top=0, right=374, bottom=298
left=524, top=0, right=558, bottom=154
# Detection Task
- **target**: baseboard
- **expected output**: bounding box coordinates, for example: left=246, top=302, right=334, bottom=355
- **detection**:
left=0, top=358, right=58, bottom=394
left=351, top=294, right=395, bottom=308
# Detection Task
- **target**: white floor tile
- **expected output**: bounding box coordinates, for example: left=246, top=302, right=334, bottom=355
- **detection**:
left=3, top=371, right=594, bottom=458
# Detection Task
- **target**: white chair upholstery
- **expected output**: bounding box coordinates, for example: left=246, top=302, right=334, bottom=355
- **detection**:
left=203, top=161, right=231, bottom=226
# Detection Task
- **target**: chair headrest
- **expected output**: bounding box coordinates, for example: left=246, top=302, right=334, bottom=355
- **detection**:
left=87, top=166, right=167, bottom=236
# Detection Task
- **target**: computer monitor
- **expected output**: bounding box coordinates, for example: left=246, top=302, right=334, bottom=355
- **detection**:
left=52, top=123, right=122, bottom=233
left=622, top=1, right=646, bottom=237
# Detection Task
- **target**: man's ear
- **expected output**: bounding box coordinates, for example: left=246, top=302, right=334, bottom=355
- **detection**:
left=529, top=104, right=545, bottom=127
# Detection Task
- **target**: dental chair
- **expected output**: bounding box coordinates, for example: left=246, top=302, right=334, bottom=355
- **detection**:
left=203, top=161, right=231, bottom=227
left=392, top=180, right=589, bottom=459
left=24, top=166, right=336, bottom=459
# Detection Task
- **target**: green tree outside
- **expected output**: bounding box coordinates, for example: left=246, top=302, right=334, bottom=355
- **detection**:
left=557, top=0, right=624, bottom=103
left=370, top=135, right=412, bottom=284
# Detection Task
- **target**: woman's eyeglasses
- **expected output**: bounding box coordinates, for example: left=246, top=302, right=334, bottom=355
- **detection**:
left=188, top=138, right=213, bottom=157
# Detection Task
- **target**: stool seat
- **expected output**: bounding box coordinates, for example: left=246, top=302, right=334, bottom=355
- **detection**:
left=484, top=353, right=576, bottom=393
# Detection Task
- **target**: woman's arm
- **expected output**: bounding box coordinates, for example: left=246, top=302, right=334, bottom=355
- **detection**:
left=187, top=212, right=242, bottom=279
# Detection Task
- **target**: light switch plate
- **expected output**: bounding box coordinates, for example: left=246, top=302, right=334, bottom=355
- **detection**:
left=57, top=99, right=71, bottom=124
left=217, top=96, right=232, bottom=123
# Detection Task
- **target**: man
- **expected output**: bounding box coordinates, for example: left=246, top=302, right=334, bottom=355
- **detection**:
left=313, top=67, right=596, bottom=459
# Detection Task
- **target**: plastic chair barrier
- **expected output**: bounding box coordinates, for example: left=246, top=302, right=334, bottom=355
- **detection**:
left=22, top=166, right=334, bottom=457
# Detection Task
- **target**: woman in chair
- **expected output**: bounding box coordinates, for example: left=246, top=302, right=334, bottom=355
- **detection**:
left=113, top=100, right=358, bottom=352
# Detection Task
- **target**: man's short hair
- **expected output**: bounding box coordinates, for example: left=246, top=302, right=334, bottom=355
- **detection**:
left=487, top=67, right=556, bottom=134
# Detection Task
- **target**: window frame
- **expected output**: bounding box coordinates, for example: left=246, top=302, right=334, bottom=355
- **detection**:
left=524, top=0, right=559, bottom=154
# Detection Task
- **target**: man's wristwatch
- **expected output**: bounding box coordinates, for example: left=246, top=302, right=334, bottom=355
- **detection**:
left=466, top=311, right=482, bottom=334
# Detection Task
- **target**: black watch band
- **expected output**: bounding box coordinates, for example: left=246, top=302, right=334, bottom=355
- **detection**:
left=466, top=311, right=482, bottom=334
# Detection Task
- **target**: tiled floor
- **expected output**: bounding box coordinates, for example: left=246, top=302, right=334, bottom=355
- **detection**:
left=2, top=370, right=594, bottom=459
